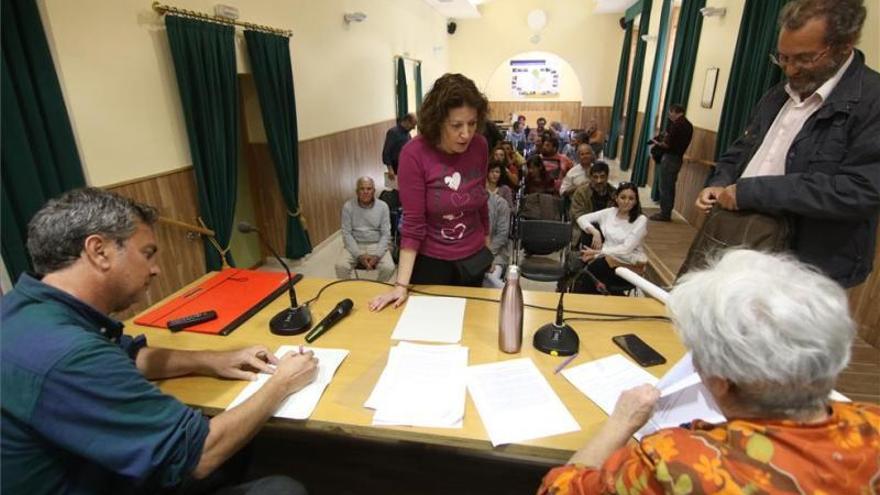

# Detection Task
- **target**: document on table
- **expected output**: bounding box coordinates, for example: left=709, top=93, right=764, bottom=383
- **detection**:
left=562, top=353, right=725, bottom=440
left=227, top=345, right=349, bottom=420
left=467, top=358, right=580, bottom=446
left=366, top=342, right=468, bottom=428
left=391, top=296, right=467, bottom=343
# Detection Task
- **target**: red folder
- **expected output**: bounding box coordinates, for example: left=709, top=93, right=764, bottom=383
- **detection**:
left=134, top=268, right=294, bottom=335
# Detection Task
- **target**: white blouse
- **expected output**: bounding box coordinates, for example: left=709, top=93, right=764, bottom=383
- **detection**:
left=576, top=207, right=648, bottom=264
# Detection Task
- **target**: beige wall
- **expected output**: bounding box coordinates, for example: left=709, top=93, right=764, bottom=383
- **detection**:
left=484, top=51, right=583, bottom=101
left=685, top=0, right=746, bottom=132
left=448, top=0, right=624, bottom=106
left=37, top=0, right=449, bottom=187
left=862, top=0, right=879, bottom=71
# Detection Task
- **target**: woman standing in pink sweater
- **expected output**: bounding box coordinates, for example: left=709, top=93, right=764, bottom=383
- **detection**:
left=369, top=74, right=491, bottom=311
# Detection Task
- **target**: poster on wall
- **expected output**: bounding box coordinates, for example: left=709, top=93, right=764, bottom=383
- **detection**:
left=510, top=59, right=560, bottom=97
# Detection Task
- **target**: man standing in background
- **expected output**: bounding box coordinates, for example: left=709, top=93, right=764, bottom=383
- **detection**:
left=650, top=104, right=693, bottom=222
left=381, top=113, right=417, bottom=186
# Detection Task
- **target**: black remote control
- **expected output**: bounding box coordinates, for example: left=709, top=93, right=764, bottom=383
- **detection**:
left=167, top=310, right=218, bottom=332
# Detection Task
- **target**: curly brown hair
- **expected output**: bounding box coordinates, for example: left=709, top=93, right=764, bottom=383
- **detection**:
left=417, top=73, right=489, bottom=147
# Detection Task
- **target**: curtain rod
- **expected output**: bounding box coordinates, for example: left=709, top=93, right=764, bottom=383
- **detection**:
left=151, top=2, right=292, bottom=37
left=395, top=55, right=422, bottom=64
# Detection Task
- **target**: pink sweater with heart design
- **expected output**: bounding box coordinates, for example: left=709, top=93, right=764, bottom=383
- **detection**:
left=398, top=134, right=489, bottom=260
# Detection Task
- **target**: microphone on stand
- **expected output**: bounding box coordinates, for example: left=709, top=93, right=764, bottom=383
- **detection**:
left=237, top=222, right=312, bottom=335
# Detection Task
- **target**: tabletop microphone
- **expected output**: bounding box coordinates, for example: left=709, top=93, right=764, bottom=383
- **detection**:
left=237, top=221, right=312, bottom=335
left=305, top=299, right=354, bottom=343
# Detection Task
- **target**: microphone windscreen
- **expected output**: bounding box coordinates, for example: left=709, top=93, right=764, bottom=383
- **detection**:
left=339, top=298, right=354, bottom=314
left=237, top=222, right=255, bottom=233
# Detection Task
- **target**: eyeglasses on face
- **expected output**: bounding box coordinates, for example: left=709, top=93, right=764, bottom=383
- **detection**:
left=769, top=46, right=830, bottom=69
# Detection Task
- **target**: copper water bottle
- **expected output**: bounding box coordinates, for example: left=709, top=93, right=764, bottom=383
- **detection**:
left=499, top=265, right=523, bottom=353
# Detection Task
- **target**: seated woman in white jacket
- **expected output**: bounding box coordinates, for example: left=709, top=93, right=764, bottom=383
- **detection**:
left=573, top=182, right=647, bottom=294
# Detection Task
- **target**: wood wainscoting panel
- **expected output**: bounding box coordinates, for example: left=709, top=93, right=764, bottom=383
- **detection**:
left=674, top=126, right=717, bottom=227
left=245, top=120, right=394, bottom=256
left=107, top=168, right=207, bottom=319
left=849, top=228, right=880, bottom=348
left=488, top=101, right=582, bottom=130
left=579, top=106, right=613, bottom=135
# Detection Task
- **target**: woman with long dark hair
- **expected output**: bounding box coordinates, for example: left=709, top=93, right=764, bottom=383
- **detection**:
left=573, top=182, right=647, bottom=294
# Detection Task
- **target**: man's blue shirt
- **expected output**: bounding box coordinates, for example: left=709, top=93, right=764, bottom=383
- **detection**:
left=1, top=273, right=210, bottom=494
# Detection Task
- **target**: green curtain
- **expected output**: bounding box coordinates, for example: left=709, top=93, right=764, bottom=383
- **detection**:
left=415, top=62, right=423, bottom=111
left=396, top=57, right=408, bottom=120
left=619, top=0, right=653, bottom=171
left=605, top=19, right=634, bottom=160
left=244, top=30, right=312, bottom=259
left=631, top=0, right=673, bottom=186
left=1, top=0, right=86, bottom=282
left=714, top=0, right=788, bottom=160
left=650, top=0, right=706, bottom=200
left=165, top=15, right=238, bottom=270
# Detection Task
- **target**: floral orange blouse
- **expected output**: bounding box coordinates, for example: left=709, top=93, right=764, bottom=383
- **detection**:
left=539, top=402, right=880, bottom=494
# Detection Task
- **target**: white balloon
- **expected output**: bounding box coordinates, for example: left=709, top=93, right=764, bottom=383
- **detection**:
left=527, top=9, right=547, bottom=31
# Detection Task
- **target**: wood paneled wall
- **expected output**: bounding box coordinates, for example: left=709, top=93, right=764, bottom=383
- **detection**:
left=488, top=101, right=582, bottom=130
left=850, top=230, right=880, bottom=348
left=579, top=106, right=613, bottom=136
left=675, top=126, right=717, bottom=227
left=107, top=168, right=207, bottom=319
left=245, top=120, right=394, bottom=254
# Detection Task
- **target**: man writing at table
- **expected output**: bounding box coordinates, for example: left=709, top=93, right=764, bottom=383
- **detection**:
left=1, top=188, right=318, bottom=495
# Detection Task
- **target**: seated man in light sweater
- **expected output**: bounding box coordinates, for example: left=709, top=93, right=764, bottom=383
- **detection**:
left=335, top=176, right=395, bottom=281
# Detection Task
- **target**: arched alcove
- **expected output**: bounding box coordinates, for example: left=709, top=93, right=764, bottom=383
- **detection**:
left=484, top=51, right=583, bottom=102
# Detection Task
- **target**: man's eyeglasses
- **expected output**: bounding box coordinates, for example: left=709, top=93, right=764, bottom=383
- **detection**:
left=769, top=46, right=830, bottom=69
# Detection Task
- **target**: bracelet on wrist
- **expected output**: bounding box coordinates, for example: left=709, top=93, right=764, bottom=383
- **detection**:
left=395, top=281, right=412, bottom=290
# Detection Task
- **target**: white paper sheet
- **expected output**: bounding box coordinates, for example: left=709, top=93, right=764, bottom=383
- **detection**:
left=391, top=296, right=467, bottom=343
left=561, top=354, right=659, bottom=413
left=366, top=343, right=468, bottom=428
left=227, top=345, right=349, bottom=420
left=467, top=358, right=580, bottom=446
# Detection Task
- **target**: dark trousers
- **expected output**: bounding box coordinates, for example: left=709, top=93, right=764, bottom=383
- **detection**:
left=411, top=252, right=485, bottom=287
left=658, top=153, right=683, bottom=218
left=576, top=257, right=631, bottom=295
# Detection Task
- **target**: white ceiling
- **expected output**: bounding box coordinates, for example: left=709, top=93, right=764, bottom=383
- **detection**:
left=593, top=0, right=640, bottom=14
left=421, top=0, right=482, bottom=19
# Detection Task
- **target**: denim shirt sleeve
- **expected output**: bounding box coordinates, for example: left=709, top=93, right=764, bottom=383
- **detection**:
left=32, top=339, right=209, bottom=488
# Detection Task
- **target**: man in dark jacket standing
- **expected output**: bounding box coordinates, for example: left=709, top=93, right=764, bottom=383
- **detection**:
left=696, top=0, right=879, bottom=288
left=650, top=104, right=693, bottom=221
left=382, top=113, right=417, bottom=181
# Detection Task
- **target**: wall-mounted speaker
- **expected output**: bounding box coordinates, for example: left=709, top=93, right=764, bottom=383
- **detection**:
left=447, top=21, right=457, bottom=35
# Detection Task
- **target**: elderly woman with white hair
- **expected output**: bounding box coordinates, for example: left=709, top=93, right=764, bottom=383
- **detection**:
left=540, top=250, right=880, bottom=494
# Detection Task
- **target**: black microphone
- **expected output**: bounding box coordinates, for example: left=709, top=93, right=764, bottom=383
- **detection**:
left=237, top=222, right=312, bottom=335
left=304, top=299, right=354, bottom=343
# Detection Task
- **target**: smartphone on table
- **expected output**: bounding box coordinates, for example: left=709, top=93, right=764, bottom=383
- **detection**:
left=612, top=333, right=666, bottom=367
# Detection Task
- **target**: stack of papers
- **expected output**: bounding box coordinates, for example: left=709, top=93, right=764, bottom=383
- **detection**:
left=227, top=345, right=349, bottom=420
left=390, top=296, right=467, bottom=343
left=467, top=358, right=580, bottom=446
left=366, top=342, right=469, bottom=428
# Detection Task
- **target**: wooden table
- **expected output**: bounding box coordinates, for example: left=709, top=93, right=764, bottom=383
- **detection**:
left=128, top=277, right=684, bottom=466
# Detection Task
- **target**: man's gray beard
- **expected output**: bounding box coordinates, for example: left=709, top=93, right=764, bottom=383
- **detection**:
left=788, top=51, right=849, bottom=96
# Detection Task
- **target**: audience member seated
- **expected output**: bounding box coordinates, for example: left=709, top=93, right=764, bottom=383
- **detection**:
left=507, top=119, right=527, bottom=153
left=501, top=140, right=526, bottom=182
left=523, top=155, right=557, bottom=195
left=539, top=135, right=574, bottom=192
left=487, top=160, right=514, bottom=209
left=550, top=121, right=568, bottom=151
left=484, top=192, right=511, bottom=288
left=585, top=118, right=606, bottom=157
left=540, top=249, right=880, bottom=495
left=569, top=161, right=614, bottom=221
left=491, top=145, right=518, bottom=185
left=1, top=188, right=316, bottom=495
left=571, top=182, right=647, bottom=294
left=560, top=143, right=596, bottom=196
left=527, top=116, right=548, bottom=145
left=561, top=131, right=586, bottom=163
left=335, top=176, right=395, bottom=281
